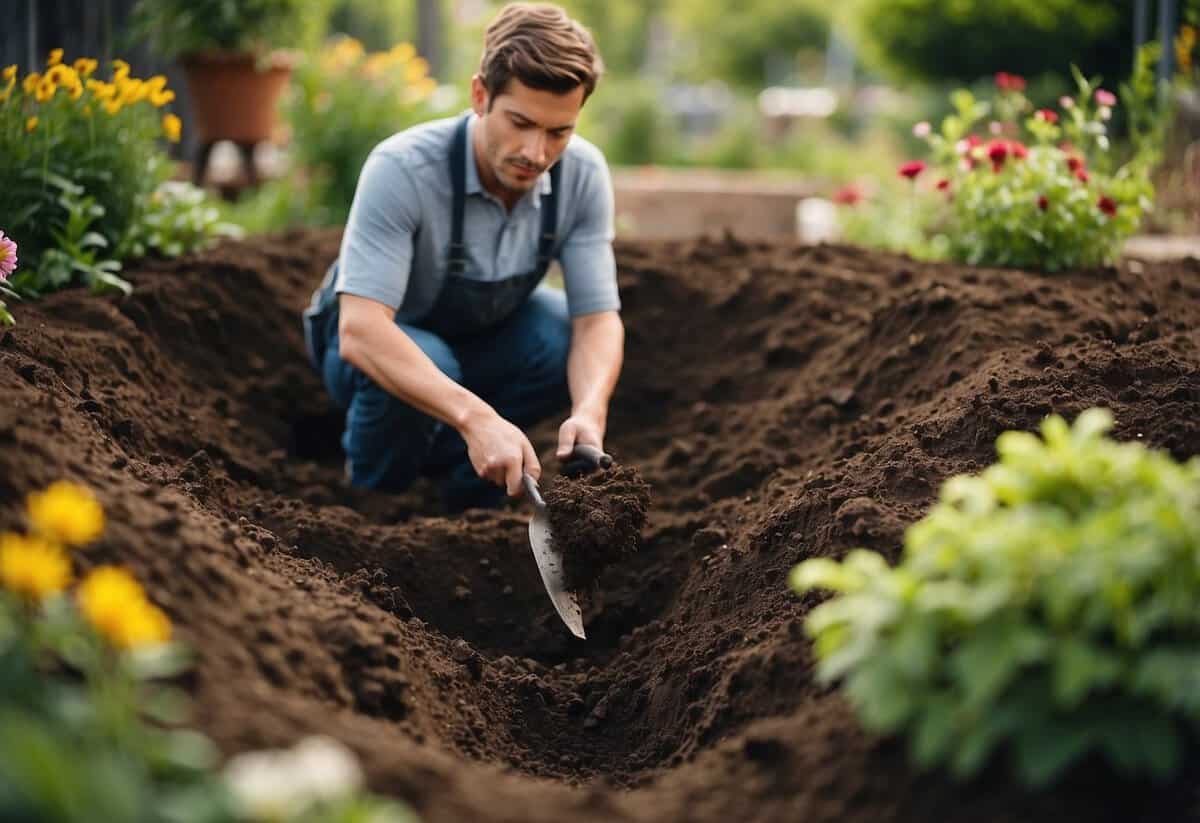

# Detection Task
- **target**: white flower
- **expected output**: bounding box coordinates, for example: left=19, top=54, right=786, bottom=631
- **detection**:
left=1059, top=95, right=1075, bottom=109
left=1098, top=105, right=1112, bottom=121
left=224, top=735, right=364, bottom=820
left=988, top=120, right=1003, bottom=135
left=912, top=120, right=932, bottom=138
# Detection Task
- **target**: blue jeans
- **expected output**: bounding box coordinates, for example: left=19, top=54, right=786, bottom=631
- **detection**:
left=321, top=286, right=572, bottom=511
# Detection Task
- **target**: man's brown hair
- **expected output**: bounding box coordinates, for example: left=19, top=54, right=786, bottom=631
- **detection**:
left=478, top=3, right=604, bottom=104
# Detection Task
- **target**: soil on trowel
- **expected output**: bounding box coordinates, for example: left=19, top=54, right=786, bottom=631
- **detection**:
left=542, top=464, right=651, bottom=592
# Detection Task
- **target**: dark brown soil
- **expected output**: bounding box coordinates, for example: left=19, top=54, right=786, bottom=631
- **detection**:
left=543, top=464, right=650, bottom=593
left=2, top=228, right=1199, bottom=822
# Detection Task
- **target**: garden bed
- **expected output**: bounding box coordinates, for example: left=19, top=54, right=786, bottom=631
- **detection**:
left=1, top=230, right=1198, bottom=821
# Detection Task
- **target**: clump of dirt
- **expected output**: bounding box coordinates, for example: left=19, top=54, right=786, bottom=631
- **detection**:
left=543, top=465, right=650, bottom=591
left=2, top=227, right=1199, bottom=823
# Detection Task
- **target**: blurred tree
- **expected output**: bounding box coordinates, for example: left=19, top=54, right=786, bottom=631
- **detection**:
left=847, top=0, right=1133, bottom=86
left=667, top=0, right=831, bottom=88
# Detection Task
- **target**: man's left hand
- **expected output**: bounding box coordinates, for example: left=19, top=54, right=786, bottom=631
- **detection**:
left=556, top=410, right=605, bottom=459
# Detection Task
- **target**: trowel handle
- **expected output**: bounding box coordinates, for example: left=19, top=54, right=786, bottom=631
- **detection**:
left=570, top=444, right=613, bottom=470
left=521, top=472, right=546, bottom=507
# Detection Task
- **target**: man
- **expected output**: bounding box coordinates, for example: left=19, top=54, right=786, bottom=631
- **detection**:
left=303, top=3, right=624, bottom=512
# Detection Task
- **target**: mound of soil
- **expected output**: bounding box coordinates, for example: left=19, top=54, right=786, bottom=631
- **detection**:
left=543, top=464, right=650, bottom=592
left=2, top=228, right=1199, bottom=822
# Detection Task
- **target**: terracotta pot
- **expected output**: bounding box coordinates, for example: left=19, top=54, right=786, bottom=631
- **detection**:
left=181, top=50, right=295, bottom=144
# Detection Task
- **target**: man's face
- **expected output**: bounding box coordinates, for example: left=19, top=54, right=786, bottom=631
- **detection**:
left=471, top=75, right=584, bottom=201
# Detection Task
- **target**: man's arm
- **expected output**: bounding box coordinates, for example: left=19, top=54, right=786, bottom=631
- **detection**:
left=339, top=295, right=540, bottom=495
left=556, top=310, right=624, bottom=457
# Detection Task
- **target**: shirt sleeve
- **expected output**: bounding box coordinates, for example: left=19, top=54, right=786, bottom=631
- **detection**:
left=334, top=150, right=420, bottom=311
left=558, top=152, right=620, bottom=317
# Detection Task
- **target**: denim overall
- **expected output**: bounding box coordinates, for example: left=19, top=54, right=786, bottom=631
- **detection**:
left=303, top=115, right=571, bottom=510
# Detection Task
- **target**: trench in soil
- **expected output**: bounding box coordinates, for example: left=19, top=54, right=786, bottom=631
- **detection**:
left=2, top=228, right=1199, bottom=821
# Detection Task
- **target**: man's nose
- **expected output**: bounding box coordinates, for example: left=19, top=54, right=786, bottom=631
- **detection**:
left=522, top=132, right=547, bottom=167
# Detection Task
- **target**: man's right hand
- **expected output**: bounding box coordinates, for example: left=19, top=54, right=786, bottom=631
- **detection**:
left=460, top=408, right=540, bottom=497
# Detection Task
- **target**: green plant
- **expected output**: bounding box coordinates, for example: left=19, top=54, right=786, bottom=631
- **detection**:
left=278, top=37, right=446, bottom=227
left=791, top=409, right=1200, bottom=787
left=898, top=65, right=1158, bottom=271
left=1, top=481, right=418, bottom=822
left=121, top=181, right=244, bottom=260
left=128, top=0, right=323, bottom=61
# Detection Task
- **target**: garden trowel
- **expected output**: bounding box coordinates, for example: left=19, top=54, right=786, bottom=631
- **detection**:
left=521, top=444, right=613, bottom=640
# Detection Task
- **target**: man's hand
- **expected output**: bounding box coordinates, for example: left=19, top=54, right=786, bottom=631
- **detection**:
left=556, top=408, right=605, bottom=459
left=460, top=408, right=540, bottom=496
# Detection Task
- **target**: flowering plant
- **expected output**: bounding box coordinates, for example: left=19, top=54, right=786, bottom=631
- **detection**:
left=0, top=229, right=18, bottom=325
left=0, top=51, right=228, bottom=307
left=791, top=409, right=1200, bottom=787
left=278, top=37, right=445, bottom=226
left=0, top=481, right=415, bottom=822
left=896, top=65, right=1158, bottom=271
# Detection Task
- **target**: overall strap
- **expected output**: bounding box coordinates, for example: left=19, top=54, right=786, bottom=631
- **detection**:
left=448, top=113, right=563, bottom=278
left=448, top=114, right=470, bottom=275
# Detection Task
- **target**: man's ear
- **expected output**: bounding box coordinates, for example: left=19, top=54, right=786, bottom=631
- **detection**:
left=470, top=75, right=488, bottom=117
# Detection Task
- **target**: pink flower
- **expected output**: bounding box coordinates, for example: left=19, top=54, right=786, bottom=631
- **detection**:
left=912, top=121, right=932, bottom=138
left=1036, top=108, right=1059, bottom=124
left=1009, top=140, right=1028, bottom=160
left=898, top=160, right=926, bottom=180
left=1059, top=96, right=1075, bottom=109
left=831, top=184, right=865, bottom=206
left=1095, top=89, right=1117, bottom=107
left=1075, top=168, right=1091, bottom=183
left=1098, top=195, right=1117, bottom=216
left=0, top=231, right=17, bottom=281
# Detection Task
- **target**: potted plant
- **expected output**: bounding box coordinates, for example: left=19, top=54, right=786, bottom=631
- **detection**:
left=131, top=0, right=310, bottom=146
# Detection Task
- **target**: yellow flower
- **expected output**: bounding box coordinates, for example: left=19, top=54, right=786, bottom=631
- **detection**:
left=149, top=88, right=175, bottom=107
left=25, top=116, right=38, bottom=132
left=146, top=75, right=167, bottom=93
left=23, top=72, right=41, bottom=95
left=35, top=77, right=56, bottom=102
left=46, top=64, right=74, bottom=84
left=26, top=481, right=105, bottom=547
left=78, top=566, right=171, bottom=649
left=2, top=65, right=16, bottom=82
left=73, top=58, right=98, bottom=78
left=405, top=57, right=430, bottom=84
left=87, top=79, right=116, bottom=101
left=0, top=533, right=71, bottom=602
left=162, top=112, right=181, bottom=142
left=390, top=43, right=417, bottom=63
left=112, top=59, right=130, bottom=82
left=47, top=48, right=63, bottom=67
left=104, top=98, right=122, bottom=116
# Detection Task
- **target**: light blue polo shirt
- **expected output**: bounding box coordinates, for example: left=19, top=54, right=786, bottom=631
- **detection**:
left=333, top=112, right=620, bottom=322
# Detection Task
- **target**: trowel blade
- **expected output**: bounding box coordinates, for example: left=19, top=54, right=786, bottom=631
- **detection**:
left=528, top=508, right=586, bottom=639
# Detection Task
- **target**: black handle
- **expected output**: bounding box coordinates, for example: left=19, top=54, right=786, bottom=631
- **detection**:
left=570, top=444, right=613, bottom=469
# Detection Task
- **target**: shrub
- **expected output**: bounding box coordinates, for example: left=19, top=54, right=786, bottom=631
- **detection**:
left=791, top=409, right=1200, bottom=787
left=129, top=0, right=318, bottom=61
left=0, top=52, right=232, bottom=310
left=895, top=64, right=1158, bottom=271
left=279, top=37, right=445, bottom=226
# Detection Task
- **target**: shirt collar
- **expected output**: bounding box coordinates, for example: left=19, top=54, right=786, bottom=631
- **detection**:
left=464, top=112, right=552, bottom=209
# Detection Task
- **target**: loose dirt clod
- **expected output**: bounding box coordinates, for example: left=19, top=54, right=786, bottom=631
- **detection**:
left=542, top=464, right=650, bottom=591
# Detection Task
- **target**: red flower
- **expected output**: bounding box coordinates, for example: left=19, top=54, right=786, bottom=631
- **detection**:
left=1038, top=195, right=1049, bottom=211
left=995, top=72, right=1027, bottom=92
left=1009, top=140, right=1028, bottom=160
left=898, top=160, right=926, bottom=180
left=831, top=184, right=864, bottom=206
left=965, top=134, right=983, bottom=149
left=1098, top=195, right=1117, bottom=216
left=936, top=178, right=950, bottom=191
left=1075, top=168, right=1090, bottom=183
left=987, top=139, right=1008, bottom=170
left=1067, top=155, right=1085, bottom=173
left=1035, top=108, right=1059, bottom=124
